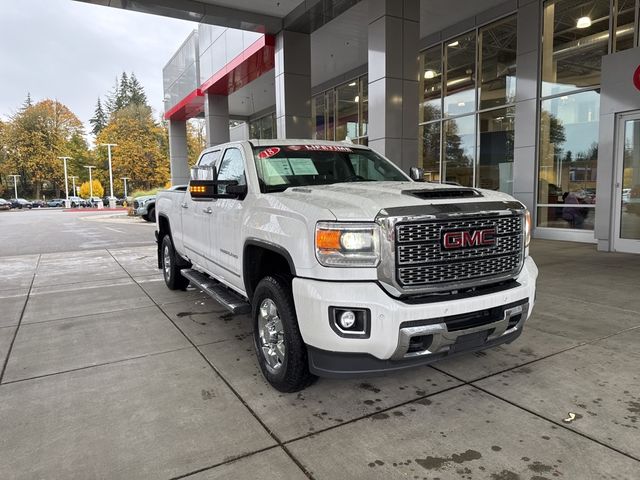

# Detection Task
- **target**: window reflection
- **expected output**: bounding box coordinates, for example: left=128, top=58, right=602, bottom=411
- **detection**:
left=419, top=122, right=441, bottom=182
left=444, top=32, right=476, bottom=116
left=336, top=81, right=359, bottom=141
left=541, top=0, right=610, bottom=96
left=249, top=114, right=275, bottom=139
left=614, top=0, right=636, bottom=52
left=444, top=115, right=475, bottom=186
left=538, top=90, right=600, bottom=230
left=478, top=107, right=515, bottom=193
left=419, top=46, right=442, bottom=122
left=479, top=17, right=517, bottom=109
left=312, top=75, right=368, bottom=145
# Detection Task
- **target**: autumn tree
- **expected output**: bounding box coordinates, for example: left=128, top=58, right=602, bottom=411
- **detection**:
left=79, top=179, right=104, bottom=198
left=0, top=98, right=87, bottom=199
left=95, top=104, right=170, bottom=191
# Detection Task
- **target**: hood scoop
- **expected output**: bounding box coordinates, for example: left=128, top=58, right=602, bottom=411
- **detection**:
left=402, top=188, right=482, bottom=200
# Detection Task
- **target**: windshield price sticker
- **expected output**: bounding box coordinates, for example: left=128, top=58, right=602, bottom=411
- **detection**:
left=258, top=147, right=281, bottom=159
left=287, top=145, right=353, bottom=153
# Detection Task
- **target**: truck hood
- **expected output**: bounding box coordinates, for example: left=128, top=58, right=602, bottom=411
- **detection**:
left=273, top=182, right=518, bottom=220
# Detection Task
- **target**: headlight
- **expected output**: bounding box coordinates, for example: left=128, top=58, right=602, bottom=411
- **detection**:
left=315, top=222, right=380, bottom=267
left=524, top=210, right=531, bottom=247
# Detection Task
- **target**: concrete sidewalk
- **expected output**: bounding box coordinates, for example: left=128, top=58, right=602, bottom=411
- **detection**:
left=0, top=240, right=638, bottom=479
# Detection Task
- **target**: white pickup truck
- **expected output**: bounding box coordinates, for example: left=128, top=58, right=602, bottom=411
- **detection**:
left=156, top=140, right=538, bottom=392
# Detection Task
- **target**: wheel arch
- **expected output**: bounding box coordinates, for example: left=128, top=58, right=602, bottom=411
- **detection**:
left=243, top=239, right=296, bottom=300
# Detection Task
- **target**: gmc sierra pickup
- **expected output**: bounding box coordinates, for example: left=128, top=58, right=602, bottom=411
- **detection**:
left=156, top=140, right=538, bottom=392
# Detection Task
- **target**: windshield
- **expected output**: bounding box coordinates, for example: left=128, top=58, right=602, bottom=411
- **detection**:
left=252, top=144, right=409, bottom=193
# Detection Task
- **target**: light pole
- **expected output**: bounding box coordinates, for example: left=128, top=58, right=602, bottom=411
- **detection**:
left=121, top=177, right=130, bottom=199
left=58, top=156, right=72, bottom=208
left=9, top=174, right=20, bottom=200
left=84, top=166, right=96, bottom=207
left=70, top=176, right=79, bottom=198
left=100, top=143, right=117, bottom=208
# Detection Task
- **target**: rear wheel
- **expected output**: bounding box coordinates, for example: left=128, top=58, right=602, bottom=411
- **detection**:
left=252, top=275, right=316, bottom=392
left=161, top=235, right=189, bottom=290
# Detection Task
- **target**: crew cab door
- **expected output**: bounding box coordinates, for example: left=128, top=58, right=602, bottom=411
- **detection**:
left=207, top=146, right=247, bottom=291
left=182, top=149, right=221, bottom=270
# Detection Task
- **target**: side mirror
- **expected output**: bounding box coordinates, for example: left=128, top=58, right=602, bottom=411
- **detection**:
left=190, top=165, right=217, bottom=181
left=409, top=167, right=425, bottom=182
left=225, top=183, right=248, bottom=199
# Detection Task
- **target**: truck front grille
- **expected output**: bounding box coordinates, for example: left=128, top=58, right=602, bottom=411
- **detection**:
left=395, top=215, right=523, bottom=288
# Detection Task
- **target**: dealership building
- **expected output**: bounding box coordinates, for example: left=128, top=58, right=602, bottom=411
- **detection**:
left=79, top=0, right=640, bottom=254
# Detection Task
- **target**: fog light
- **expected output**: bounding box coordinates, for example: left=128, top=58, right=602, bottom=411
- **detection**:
left=339, top=310, right=356, bottom=329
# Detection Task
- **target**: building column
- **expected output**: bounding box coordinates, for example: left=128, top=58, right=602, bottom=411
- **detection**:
left=512, top=0, right=541, bottom=215
left=275, top=30, right=312, bottom=139
left=168, top=119, right=190, bottom=186
left=205, top=93, right=230, bottom=147
left=367, top=0, right=419, bottom=172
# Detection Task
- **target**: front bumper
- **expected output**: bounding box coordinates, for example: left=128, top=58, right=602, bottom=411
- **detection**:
left=292, top=256, right=538, bottom=377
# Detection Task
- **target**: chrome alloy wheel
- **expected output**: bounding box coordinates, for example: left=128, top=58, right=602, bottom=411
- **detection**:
left=258, top=298, right=285, bottom=372
left=163, top=244, right=171, bottom=281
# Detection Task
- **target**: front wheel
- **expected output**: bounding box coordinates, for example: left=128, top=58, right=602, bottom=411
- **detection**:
left=252, top=276, right=316, bottom=392
left=146, top=207, right=156, bottom=223
left=161, top=235, right=189, bottom=290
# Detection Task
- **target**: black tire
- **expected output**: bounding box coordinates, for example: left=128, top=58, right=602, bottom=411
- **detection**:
left=161, top=235, right=189, bottom=291
left=146, top=207, right=156, bottom=223
left=252, top=275, right=316, bottom=392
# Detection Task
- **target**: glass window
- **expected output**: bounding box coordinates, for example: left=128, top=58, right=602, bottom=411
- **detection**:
left=444, top=32, right=476, bottom=116
left=419, top=46, right=443, bottom=123
left=478, top=107, right=515, bottom=193
left=614, top=0, right=636, bottom=52
left=262, top=114, right=275, bottom=139
left=198, top=150, right=220, bottom=167
left=538, top=90, right=600, bottom=229
left=419, top=122, right=441, bottom=182
left=359, top=77, right=368, bottom=143
left=313, top=94, right=325, bottom=140
left=479, top=17, right=517, bottom=110
left=541, top=0, right=610, bottom=97
left=444, top=114, right=475, bottom=186
left=620, top=119, right=640, bottom=239
left=252, top=146, right=408, bottom=192
left=218, top=148, right=246, bottom=194
left=336, top=81, right=360, bottom=141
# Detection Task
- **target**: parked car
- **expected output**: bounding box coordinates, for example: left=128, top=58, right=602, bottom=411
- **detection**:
left=10, top=198, right=32, bottom=209
left=87, top=196, right=103, bottom=207
left=156, top=140, right=538, bottom=392
left=68, top=196, right=87, bottom=208
left=134, top=195, right=156, bottom=222
left=47, top=198, right=66, bottom=208
left=102, top=196, right=117, bottom=207
left=31, top=200, right=47, bottom=208
left=0, top=199, right=11, bottom=210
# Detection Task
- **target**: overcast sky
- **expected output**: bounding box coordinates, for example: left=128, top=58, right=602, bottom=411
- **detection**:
left=0, top=0, right=197, bottom=139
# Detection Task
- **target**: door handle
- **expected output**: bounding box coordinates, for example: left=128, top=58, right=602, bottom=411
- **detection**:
left=203, top=207, right=213, bottom=214
left=180, top=202, right=188, bottom=209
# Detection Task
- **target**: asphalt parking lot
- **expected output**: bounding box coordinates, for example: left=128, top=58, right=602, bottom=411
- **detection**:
left=0, top=212, right=638, bottom=479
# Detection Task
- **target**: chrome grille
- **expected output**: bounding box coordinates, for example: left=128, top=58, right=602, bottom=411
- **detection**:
left=395, top=215, right=523, bottom=288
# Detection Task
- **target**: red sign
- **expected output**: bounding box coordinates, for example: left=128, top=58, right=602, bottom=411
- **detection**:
left=442, top=228, right=496, bottom=250
left=258, top=147, right=281, bottom=159
left=634, top=65, right=640, bottom=92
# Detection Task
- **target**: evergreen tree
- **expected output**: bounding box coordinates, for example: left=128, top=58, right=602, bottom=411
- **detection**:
left=89, top=97, right=108, bottom=136
left=21, top=93, right=33, bottom=112
left=104, top=77, right=120, bottom=116
left=114, top=72, right=130, bottom=111
left=128, top=73, right=147, bottom=106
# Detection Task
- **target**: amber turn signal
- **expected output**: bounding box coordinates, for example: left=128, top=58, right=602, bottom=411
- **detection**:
left=316, top=229, right=341, bottom=251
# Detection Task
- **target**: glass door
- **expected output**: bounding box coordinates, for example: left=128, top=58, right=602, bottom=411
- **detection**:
left=614, top=112, right=640, bottom=253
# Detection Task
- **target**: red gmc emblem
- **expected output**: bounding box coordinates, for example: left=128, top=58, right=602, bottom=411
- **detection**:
left=442, top=228, right=497, bottom=249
